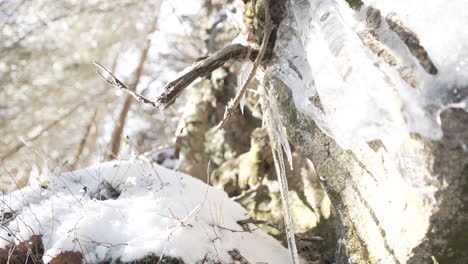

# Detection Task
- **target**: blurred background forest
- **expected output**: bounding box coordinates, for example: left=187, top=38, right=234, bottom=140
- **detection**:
left=0, top=0, right=220, bottom=190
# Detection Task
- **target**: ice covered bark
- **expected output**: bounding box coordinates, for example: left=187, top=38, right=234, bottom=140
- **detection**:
left=268, top=0, right=468, bottom=263
left=275, top=0, right=468, bottom=149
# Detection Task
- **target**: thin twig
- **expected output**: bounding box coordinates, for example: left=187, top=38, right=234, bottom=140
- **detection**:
left=214, top=224, right=256, bottom=233
left=237, top=217, right=324, bottom=242
left=217, top=0, right=273, bottom=129
left=237, top=217, right=281, bottom=232
left=93, top=62, right=157, bottom=108
left=156, top=203, right=201, bottom=264
left=156, top=162, right=213, bottom=264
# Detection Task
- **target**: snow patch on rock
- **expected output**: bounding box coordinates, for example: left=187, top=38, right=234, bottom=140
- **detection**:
left=0, top=160, right=291, bottom=263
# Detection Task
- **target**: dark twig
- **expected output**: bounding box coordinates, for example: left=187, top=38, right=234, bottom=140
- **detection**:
left=237, top=217, right=282, bottom=232
left=214, top=224, right=257, bottom=233
left=217, top=0, right=273, bottom=129
left=232, top=186, right=261, bottom=203
left=94, top=44, right=258, bottom=109
left=155, top=44, right=257, bottom=108
left=94, top=3, right=272, bottom=117
left=298, top=235, right=325, bottom=242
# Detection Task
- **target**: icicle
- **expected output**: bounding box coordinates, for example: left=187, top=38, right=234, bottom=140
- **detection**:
left=237, top=60, right=254, bottom=115
left=259, top=76, right=299, bottom=264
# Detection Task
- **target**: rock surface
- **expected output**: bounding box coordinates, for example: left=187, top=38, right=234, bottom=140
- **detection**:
left=267, top=1, right=468, bottom=263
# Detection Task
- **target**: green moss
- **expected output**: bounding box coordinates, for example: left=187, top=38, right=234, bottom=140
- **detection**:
left=245, top=2, right=254, bottom=18
left=263, top=225, right=283, bottom=238
left=346, top=221, right=372, bottom=264
left=243, top=0, right=266, bottom=46
left=253, top=0, right=265, bottom=21
left=290, top=191, right=318, bottom=231
left=116, top=254, right=184, bottom=264
left=345, top=0, right=364, bottom=10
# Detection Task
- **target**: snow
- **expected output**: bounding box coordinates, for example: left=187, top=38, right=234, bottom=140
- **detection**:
left=0, top=160, right=292, bottom=263
left=274, top=0, right=468, bottom=148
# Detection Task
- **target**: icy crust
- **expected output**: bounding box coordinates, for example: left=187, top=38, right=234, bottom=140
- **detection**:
left=274, top=0, right=468, bottom=148
left=365, top=0, right=468, bottom=87
left=0, top=160, right=291, bottom=263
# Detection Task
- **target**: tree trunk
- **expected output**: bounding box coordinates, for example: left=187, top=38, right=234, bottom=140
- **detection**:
left=70, top=109, right=97, bottom=170
left=107, top=3, right=161, bottom=160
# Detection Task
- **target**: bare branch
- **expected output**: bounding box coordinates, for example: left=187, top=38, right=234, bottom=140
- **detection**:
left=155, top=44, right=258, bottom=108
left=95, top=44, right=259, bottom=111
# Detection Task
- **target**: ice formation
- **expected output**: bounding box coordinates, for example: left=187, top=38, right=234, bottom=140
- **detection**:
left=274, top=0, right=468, bottom=148
left=260, top=78, right=299, bottom=264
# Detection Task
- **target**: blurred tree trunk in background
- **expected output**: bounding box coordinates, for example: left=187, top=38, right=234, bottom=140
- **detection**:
left=107, top=2, right=162, bottom=160
left=0, top=0, right=164, bottom=190
left=70, top=109, right=97, bottom=170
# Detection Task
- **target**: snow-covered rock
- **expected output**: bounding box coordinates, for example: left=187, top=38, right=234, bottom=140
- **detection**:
left=0, top=160, right=292, bottom=263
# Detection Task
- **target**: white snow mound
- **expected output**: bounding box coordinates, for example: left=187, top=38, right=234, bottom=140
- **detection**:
left=0, top=160, right=291, bottom=263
